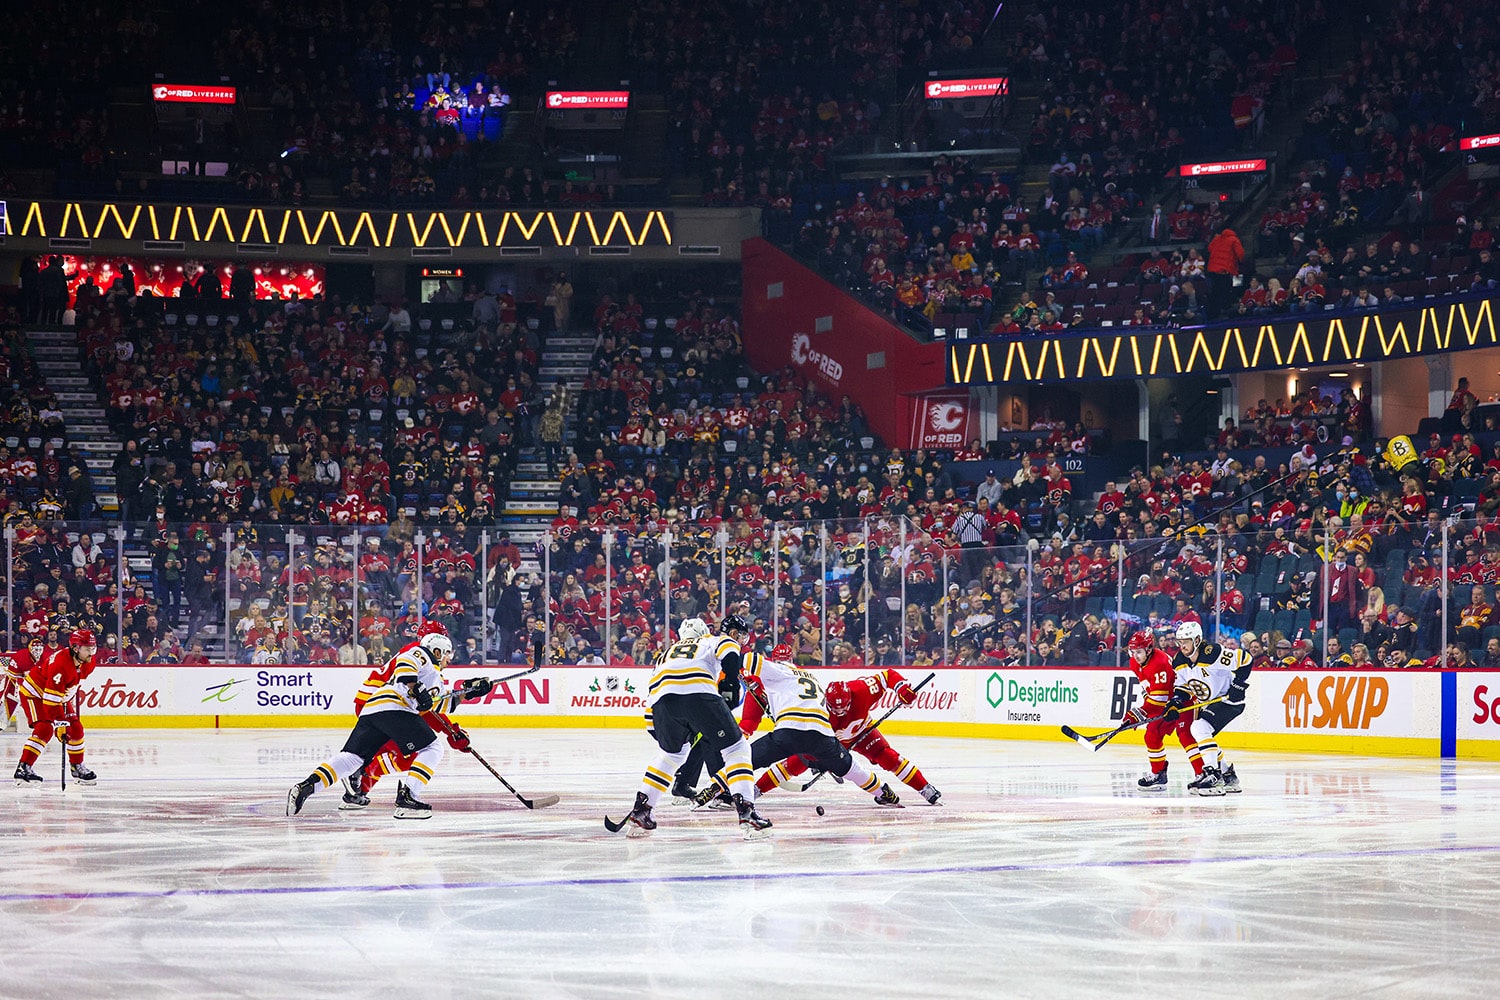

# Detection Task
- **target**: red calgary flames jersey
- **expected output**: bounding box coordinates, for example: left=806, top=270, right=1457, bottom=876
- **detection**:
left=829, top=668, right=910, bottom=744
left=20, top=648, right=96, bottom=721
left=1130, top=649, right=1175, bottom=716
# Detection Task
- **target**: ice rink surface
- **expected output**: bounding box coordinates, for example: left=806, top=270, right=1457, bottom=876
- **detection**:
left=2, top=728, right=1498, bottom=1000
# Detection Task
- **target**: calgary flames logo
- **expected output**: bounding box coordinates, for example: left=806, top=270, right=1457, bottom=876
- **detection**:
left=547, top=93, right=565, bottom=107
left=929, top=402, right=965, bottom=432
left=153, top=86, right=169, bottom=100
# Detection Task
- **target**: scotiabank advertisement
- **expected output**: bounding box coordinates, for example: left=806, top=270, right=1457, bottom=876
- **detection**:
left=545, top=90, right=629, bottom=109
left=741, top=238, right=948, bottom=447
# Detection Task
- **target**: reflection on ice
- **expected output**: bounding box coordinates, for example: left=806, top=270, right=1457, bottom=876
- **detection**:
left=1, top=729, right=1498, bottom=999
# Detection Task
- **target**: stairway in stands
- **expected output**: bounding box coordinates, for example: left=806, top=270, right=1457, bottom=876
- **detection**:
left=499, top=330, right=590, bottom=578
left=26, top=326, right=122, bottom=516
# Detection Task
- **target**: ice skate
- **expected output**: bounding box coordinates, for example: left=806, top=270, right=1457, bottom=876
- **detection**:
left=1222, top=763, right=1242, bottom=793
left=393, top=782, right=432, bottom=820
left=734, top=793, right=772, bottom=841
left=14, top=762, right=42, bottom=786
left=625, top=791, right=656, bottom=838
left=69, top=763, right=97, bottom=786
left=1137, top=770, right=1168, bottom=791
left=286, top=776, right=316, bottom=816
left=920, top=783, right=942, bottom=805
left=1188, top=767, right=1226, bottom=797
left=666, top=778, right=697, bottom=807
left=873, top=782, right=903, bottom=807
left=339, top=773, right=370, bottom=810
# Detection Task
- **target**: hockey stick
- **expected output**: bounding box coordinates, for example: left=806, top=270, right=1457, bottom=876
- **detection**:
left=425, top=711, right=559, bottom=808
left=466, top=744, right=561, bottom=809
left=800, top=672, right=936, bottom=792
left=57, top=720, right=67, bottom=791
left=1060, top=695, right=1228, bottom=751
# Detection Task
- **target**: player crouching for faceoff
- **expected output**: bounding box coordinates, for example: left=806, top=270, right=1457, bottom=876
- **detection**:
left=337, top=622, right=483, bottom=810
left=1170, top=622, right=1251, bottom=794
left=614, top=615, right=773, bottom=841
left=752, top=658, right=940, bottom=805
left=12, top=629, right=99, bottom=786
left=287, top=625, right=493, bottom=819
left=715, top=645, right=900, bottom=808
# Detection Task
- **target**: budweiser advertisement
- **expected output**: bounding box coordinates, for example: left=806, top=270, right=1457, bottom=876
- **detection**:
left=1460, top=133, right=1500, bottom=151
left=924, top=77, right=1009, bottom=100
left=153, top=84, right=237, bottom=105
left=909, top=390, right=973, bottom=449
left=545, top=90, right=630, bottom=109
left=1179, top=158, right=1268, bottom=177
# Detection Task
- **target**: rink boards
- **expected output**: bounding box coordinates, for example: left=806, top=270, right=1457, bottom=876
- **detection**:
left=76, top=663, right=1500, bottom=760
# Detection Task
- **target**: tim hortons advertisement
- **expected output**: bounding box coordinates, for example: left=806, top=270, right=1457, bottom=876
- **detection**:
left=1458, top=673, right=1500, bottom=741
left=910, top=390, right=973, bottom=450
left=741, top=238, right=948, bottom=447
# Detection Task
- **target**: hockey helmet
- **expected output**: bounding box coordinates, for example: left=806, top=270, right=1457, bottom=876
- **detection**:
left=1127, top=630, right=1155, bottom=653
left=678, top=618, right=710, bottom=642
left=1174, top=621, right=1203, bottom=643
left=416, top=619, right=449, bottom=640
left=69, top=628, right=97, bottom=649
left=419, top=631, right=455, bottom=661
left=721, top=613, right=751, bottom=636
left=825, top=681, right=852, bottom=715
left=770, top=643, right=793, bottom=661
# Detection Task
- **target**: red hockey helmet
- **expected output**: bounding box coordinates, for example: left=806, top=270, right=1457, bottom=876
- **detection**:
left=825, top=681, right=852, bottom=715
left=1127, top=630, right=1155, bottom=652
left=415, top=620, right=448, bottom=639
left=770, top=643, right=793, bottom=661
left=70, top=628, right=97, bottom=649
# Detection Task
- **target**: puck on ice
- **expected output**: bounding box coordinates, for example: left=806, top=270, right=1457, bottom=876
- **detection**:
left=815, top=805, right=825, bottom=816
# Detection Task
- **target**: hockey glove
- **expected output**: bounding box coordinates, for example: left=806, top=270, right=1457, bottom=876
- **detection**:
left=895, top=683, right=918, bottom=705
left=458, top=677, right=495, bottom=701
left=1121, top=707, right=1143, bottom=727
left=445, top=724, right=472, bottom=753
left=404, top=681, right=435, bottom=713
left=1163, top=688, right=1192, bottom=723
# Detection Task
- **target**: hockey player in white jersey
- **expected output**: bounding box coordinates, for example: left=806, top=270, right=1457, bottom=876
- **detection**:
left=731, top=649, right=899, bottom=805
left=286, top=629, right=491, bottom=818
left=1171, top=622, right=1253, bottom=795
left=608, top=615, right=773, bottom=840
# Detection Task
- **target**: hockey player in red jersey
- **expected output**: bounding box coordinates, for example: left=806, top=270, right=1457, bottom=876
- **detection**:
left=1123, top=629, right=1196, bottom=791
left=13, top=629, right=99, bottom=786
left=2, top=635, right=49, bottom=730
left=754, top=664, right=942, bottom=805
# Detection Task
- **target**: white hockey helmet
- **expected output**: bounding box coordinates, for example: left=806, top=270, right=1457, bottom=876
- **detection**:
left=420, top=632, right=455, bottom=660
left=678, top=618, right=710, bottom=642
left=1175, top=621, right=1204, bottom=642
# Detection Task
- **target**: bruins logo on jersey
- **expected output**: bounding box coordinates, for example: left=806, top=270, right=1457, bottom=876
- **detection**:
left=1181, top=677, right=1212, bottom=704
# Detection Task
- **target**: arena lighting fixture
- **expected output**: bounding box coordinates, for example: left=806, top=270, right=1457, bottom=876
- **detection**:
left=1298, top=367, right=1310, bottom=372
left=1330, top=372, right=1350, bottom=378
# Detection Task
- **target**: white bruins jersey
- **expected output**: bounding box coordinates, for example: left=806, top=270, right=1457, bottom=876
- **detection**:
left=743, top=652, right=832, bottom=735
left=1174, top=661, right=1234, bottom=706
left=647, top=634, right=739, bottom=707
left=1174, top=641, right=1253, bottom=706
left=361, top=645, right=449, bottom=716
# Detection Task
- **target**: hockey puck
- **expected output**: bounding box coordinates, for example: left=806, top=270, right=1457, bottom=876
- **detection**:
left=815, top=805, right=825, bottom=816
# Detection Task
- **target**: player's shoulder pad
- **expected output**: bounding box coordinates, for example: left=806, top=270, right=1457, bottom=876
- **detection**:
left=714, top=636, right=740, bottom=659
left=1201, top=642, right=1226, bottom=661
